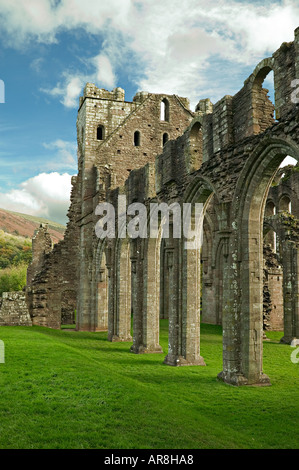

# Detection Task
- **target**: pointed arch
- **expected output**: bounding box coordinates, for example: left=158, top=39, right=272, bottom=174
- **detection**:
left=231, top=137, right=299, bottom=384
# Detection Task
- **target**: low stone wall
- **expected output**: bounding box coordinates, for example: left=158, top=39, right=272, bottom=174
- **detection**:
left=0, top=291, right=32, bottom=326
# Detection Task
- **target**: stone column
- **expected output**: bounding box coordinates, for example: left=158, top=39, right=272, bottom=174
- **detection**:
left=130, top=239, right=145, bottom=353
left=141, top=236, right=163, bottom=353
left=107, top=240, right=132, bottom=342
left=131, top=238, right=162, bottom=354
left=218, top=241, right=248, bottom=385
left=112, top=238, right=132, bottom=342
left=218, top=232, right=270, bottom=386
left=96, top=262, right=108, bottom=331
left=76, top=221, right=93, bottom=331
left=107, top=245, right=115, bottom=341
left=164, top=232, right=205, bottom=367
left=163, top=240, right=180, bottom=365
left=280, top=241, right=299, bottom=344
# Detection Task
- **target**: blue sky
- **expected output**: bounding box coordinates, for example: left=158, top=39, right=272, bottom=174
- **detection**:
left=0, top=0, right=298, bottom=224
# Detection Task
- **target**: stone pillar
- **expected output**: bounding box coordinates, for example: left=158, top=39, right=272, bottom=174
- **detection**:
left=107, top=245, right=115, bottom=341
left=280, top=241, right=299, bottom=344
left=130, top=239, right=144, bottom=353
left=112, top=238, right=132, bottom=342
left=163, top=239, right=180, bottom=365
left=107, top=242, right=131, bottom=341
left=160, top=239, right=170, bottom=319
left=217, top=241, right=244, bottom=385
left=164, top=232, right=205, bottom=367
left=96, top=253, right=108, bottom=331
left=218, top=233, right=270, bottom=386
left=131, top=238, right=162, bottom=354
left=201, top=234, right=217, bottom=324
left=76, top=221, right=93, bottom=331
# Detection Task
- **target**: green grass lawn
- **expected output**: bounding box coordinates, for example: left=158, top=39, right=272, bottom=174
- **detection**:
left=0, top=321, right=298, bottom=449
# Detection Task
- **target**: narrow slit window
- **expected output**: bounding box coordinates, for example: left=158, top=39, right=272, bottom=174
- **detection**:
left=134, top=131, right=140, bottom=147
left=97, top=125, right=105, bottom=141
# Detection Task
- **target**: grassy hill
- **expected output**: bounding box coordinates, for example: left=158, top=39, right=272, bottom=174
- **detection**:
left=0, top=208, right=65, bottom=244
left=0, top=209, right=65, bottom=295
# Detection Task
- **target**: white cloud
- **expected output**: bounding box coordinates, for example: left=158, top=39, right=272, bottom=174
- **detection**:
left=0, top=172, right=74, bottom=224
left=92, top=54, right=116, bottom=89
left=41, top=74, right=85, bottom=108
left=43, top=139, right=77, bottom=170
left=0, top=0, right=132, bottom=46
left=1, top=0, right=299, bottom=108
left=41, top=54, right=117, bottom=108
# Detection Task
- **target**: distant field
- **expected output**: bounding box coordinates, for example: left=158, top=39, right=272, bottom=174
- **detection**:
left=4, top=210, right=65, bottom=233
left=0, top=208, right=65, bottom=244
left=0, top=321, right=298, bottom=449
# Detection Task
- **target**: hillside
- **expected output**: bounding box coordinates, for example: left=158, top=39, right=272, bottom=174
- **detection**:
left=0, top=208, right=65, bottom=244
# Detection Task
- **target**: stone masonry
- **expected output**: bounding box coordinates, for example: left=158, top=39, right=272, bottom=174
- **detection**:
left=0, top=291, right=32, bottom=326
left=26, top=28, right=299, bottom=386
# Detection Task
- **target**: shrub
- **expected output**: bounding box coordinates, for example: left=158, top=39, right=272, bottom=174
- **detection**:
left=0, top=231, right=32, bottom=269
left=0, top=263, right=27, bottom=295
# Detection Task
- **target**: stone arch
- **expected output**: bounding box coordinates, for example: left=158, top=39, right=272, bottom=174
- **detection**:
left=250, top=58, right=276, bottom=134
left=278, top=194, right=292, bottom=213
left=265, top=200, right=276, bottom=216
left=230, top=137, right=299, bottom=385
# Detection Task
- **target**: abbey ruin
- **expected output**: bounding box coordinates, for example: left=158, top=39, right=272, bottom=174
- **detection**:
left=23, top=29, right=299, bottom=386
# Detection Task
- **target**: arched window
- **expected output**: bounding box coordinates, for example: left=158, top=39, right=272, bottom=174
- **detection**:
left=97, top=125, right=105, bottom=141
left=163, top=133, right=169, bottom=146
left=265, top=201, right=276, bottom=217
left=279, top=195, right=291, bottom=213
left=252, top=66, right=276, bottom=134
left=160, top=98, right=169, bottom=121
left=134, top=131, right=141, bottom=147
left=264, top=228, right=277, bottom=252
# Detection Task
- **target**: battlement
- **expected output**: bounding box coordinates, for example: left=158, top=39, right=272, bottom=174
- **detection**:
left=79, top=83, right=125, bottom=108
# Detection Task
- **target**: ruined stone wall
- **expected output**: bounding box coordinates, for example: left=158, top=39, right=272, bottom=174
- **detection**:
left=26, top=28, right=299, bottom=387
left=86, top=28, right=299, bottom=387
left=0, top=291, right=32, bottom=326
left=27, top=175, right=80, bottom=328
left=76, top=87, right=195, bottom=331
left=27, top=224, right=53, bottom=286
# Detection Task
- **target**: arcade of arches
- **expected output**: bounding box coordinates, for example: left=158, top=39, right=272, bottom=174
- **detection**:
left=26, top=29, right=299, bottom=386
